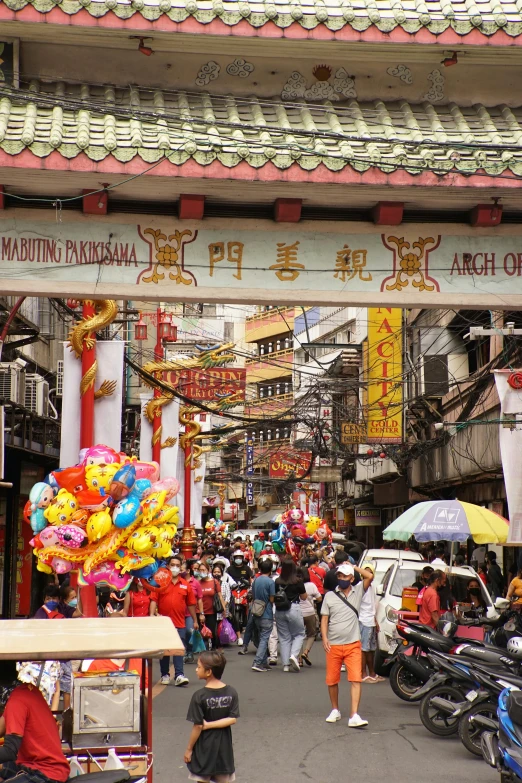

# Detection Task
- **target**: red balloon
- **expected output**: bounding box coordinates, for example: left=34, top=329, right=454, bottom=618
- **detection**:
left=53, top=465, right=87, bottom=494
left=23, top=500, right=32, bottom=525
left=154, top=567, right=172, bottom=593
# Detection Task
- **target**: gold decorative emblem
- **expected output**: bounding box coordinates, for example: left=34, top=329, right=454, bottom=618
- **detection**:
left=140, top=228, right=195, bottom=286
left=381, top=235, right=440, bottom=293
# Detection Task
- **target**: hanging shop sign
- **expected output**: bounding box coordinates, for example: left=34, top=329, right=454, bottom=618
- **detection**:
left=3, top=217, right=522, bottom=308
left=162, top=367, right=246, bottom=403
left=309, top=466, right=342, bottom=483
left=366, top=308, right=403, bottom=444
left=355, top=508, right=382, bottom=527
left=340, top=422, right=365, bottom=444
left=269, top=450, right=313, bottom=480
left=246, top=436, right=254, bottom=507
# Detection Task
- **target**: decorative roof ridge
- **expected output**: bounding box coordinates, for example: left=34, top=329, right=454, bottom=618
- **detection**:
left=2, top=0, right=522, bottom=38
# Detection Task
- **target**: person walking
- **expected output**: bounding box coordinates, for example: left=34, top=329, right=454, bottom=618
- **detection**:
left=297, top=566, right=321, bottom=666
left=199, top=562, right=227, bottom=650
left=275, top=558, right=307, bottom=673
left=114, top=578, right=157, bottom=618
left=250, top=558, right=276, bottom=672
left=321, top=562, right=374, bottom=727
left=157, top=555, right=198, bottom=686
left=358, top=563, right=382, bottom=682
left=485, top=551, right=505, bottom=599
left=184, top=561, right=205, bottom=665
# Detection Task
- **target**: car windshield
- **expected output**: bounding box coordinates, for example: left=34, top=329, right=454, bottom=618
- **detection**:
left=389, top=568, right=491, bottom=606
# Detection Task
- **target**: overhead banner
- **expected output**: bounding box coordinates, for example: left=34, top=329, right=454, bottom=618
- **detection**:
left=269, top=450, right=313, bottom=479
left=366, top=308, right=403, bottom=444
left=494, top=370, right=522, bottom=543
left=4, top=217, right=522, bottom=307
left=162, top=367, right=246, bottom=403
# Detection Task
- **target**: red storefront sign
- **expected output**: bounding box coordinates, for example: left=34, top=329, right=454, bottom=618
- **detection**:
left=269, top=450, right=313, bottom=480
left=161, top=368, right=246, bottom=403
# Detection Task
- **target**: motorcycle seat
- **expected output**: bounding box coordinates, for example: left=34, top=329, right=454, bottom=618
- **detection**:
left=69, top=772, right=130, bottom=783
left=508, top=691, right=522, bottom=724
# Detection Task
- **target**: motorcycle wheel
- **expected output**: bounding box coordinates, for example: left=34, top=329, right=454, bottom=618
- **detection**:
left=389, top=662, right=424, bottom=702
left=419, top=685, right=465, bottom=736
left=458, top=702, right=498, bottom=757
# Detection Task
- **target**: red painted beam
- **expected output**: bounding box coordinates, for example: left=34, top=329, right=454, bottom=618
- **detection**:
left=470, top=203, right=503, bottom=227
left=274, top=198, right=302, bottom=222
left=178, top=194, right=205, bottom=220
left=82, top=189, right=108, bottom=215
left=372, top=201, right=404, bottom=225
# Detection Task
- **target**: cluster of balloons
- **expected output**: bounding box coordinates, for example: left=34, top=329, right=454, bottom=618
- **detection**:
left=25, top=444, right=180, bottom=591
left=271, top=509, right=333, bottom=560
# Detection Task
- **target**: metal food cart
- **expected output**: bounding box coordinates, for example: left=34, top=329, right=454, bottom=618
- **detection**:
left=0, top=617, right=183, bottom=783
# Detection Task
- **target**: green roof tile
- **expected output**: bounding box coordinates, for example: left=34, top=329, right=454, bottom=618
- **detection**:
left=2, top=82, right=522, bottom=176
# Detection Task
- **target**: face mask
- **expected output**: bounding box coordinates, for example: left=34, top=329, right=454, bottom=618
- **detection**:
left=234, top=558, right=243, bottom=565
left=68, top=598, right=78, bottom=608
left=193, top=571, right=201, bottom=579
left=213, top=573, right=221, bottom=580
left=206, top=559, right=214, bottom=566
left=170, top=566, right=180, bottom=576
left=469, top=587, right=481, bottom=597
left=200, top=572, right=209, bottom=580
left=337, top=578, right=352, bottom=590
left=180, top=570, right=187, bottom=577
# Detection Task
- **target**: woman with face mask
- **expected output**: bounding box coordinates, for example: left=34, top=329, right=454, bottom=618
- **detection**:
left=114, top=578, right=157, bottom=619
left=462, top=578, right=487, bottom=618
left=183, top=561, right=205, bottom=665
left=199, top=564, right=227, bottom=651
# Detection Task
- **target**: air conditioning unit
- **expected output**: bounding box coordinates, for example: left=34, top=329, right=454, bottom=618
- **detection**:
left=56, top=360, right=64, bottom=396
left=25, top=374, right=50, bottom=416
left=0, top=363, right=26, bottom=405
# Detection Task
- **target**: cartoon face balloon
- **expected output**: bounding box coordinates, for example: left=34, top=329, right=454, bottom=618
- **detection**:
left=29, top=482, right=55, bottom=510
left=85, top=463, right=120, bottom=493
left=52, top=465, right=87, bottom=495
left=86, top=509, right=113, bottom=542
left=78, top=562, right=133, bottom=591
left=43, top=489, right=78, bottom=526
left=81, top=444, right=121, bottom=467
left=109, top=464, right=136, bottom=503
left=55, top=525, right=87, bottom=549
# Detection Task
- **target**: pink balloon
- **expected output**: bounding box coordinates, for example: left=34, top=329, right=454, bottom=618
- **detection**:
left=39, top=527, right=60, bottom=547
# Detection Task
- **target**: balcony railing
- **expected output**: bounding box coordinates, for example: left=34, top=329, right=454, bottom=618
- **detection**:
left=1, top=399, right=60, bottom=457
left=245, top=347, right=293, bottom=366
left=246, top=307, right=295, bottom=324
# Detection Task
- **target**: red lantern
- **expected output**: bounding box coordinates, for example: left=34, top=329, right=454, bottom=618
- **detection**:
left=159, top=311, right=172, bottom=340
left=379, top=452, right=386, bottom=459
left=134, top=314, right=148, bottom=341
left=366, top=448, right=374, bottom=456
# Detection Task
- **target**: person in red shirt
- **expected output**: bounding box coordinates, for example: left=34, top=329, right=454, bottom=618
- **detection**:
left=0, top=662, right=70, bottom=783
left=116, top=578, right=158, bottom=618
left=157, top=555, right=198, bottom=687
left=307, top=556, right=325, bottom=597
left=419, top=570, right=444, bottom=629
left=198, top=562, right=226, bottom=651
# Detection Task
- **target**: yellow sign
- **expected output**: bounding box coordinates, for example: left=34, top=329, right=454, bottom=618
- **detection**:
left=366, top=308, right=403, bottom=444
left=341, top=422, right=365, bottom=444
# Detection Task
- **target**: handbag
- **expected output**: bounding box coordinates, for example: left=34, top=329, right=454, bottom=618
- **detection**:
left=250, top=578, right=267, bottom=617
left=218, top=618, right=238, bottom=645
left=212, top=580, right=223, bottom=613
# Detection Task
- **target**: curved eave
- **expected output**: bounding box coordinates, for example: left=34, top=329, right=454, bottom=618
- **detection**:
left=1, top=148, right=520, bottom=190
left=2, top=1, right=522, bottom=44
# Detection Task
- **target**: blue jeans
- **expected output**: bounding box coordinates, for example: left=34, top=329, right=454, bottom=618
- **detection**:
left=253, top=616, right=274, bottom=667
left=185, top=615, right=194, bottom=654
left=242, top=611, right=255, bottom=648
left=160, top=626, right=186, bottom=678
left=275, top=603, right=306, bottom=666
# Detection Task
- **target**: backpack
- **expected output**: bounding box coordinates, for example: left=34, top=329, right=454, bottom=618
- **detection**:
left=274, top=583, right=291, bottom=612
left=42, top=605, right=65, bottom=620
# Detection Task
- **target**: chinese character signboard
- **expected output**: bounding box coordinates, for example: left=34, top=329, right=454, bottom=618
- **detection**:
left=341, top=422, right=365, bottom=444
left=246, top=437, right=254, bottom=506
left=366, top=308, right=403, bottom=444
left=269, top=450, right=313, bottom=480
left=355, top=508, right=382, bottom=527
left=162, top=368, right=246, bottom=403
left=3, top=218, right=522, bottom=308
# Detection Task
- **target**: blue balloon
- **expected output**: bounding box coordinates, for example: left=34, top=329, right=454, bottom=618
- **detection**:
left=132, top=561, right=159, bottom=578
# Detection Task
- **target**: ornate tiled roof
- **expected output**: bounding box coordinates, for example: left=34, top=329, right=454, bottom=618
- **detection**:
left=2, top=0, right=522, bottom=35
left=1, top=82, right=522, bottom=176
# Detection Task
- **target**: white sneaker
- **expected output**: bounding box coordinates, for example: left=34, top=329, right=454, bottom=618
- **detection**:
left=283, top=665, right=290, bottom=672
left=237, top=638, right=244, bottom=646
left=348, top=713, right=368, bottom=728
left=175, top=675, right=189, bottom=686
left=268, top=657, right=277, bottom=666
left=289, top=655, right=300, bottom=672
left=325, top=709, right=342, bottom=723
left=160, top=675, right=170, bottom=685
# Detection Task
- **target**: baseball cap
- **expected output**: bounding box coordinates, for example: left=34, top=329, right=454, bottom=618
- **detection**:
left=361, top=562, right=375, bottom=574
left=337, top=563, right=355, bottom=577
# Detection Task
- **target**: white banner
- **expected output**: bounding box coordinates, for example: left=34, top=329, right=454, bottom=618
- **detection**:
left=139, top=393, right=179, bottom=480
left=494, top=370, right=522, bottom=543
left=60, top=341, right=124, bottom=467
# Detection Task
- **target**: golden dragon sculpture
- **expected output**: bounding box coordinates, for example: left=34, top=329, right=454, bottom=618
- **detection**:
left=142, top=343, right=236, bottom=451
left=68, top=300, right=119, bottom=399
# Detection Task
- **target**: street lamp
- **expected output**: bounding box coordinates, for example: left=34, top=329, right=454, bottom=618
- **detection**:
left=159, top=311, right=172, bottom=341
left=134, top=313, right=148, bottom=341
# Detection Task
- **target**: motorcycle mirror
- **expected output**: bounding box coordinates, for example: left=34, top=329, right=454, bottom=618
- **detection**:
left=495, top=597, right=511, bottom=610
left=487, top=606, right=500, bottom=620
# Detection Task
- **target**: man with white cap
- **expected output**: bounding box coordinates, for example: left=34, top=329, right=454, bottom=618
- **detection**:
left=321, top=561, right=374, bottom=727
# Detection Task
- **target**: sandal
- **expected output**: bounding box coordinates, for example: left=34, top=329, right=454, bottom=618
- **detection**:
left=302, top=653, right=312, bottom=667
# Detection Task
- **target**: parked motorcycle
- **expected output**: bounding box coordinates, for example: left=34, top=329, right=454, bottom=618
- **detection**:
left=482, top=685, right=522, bottom=783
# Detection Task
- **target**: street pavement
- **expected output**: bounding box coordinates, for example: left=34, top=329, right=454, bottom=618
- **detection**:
left=153, top=648, right=496, bottom=783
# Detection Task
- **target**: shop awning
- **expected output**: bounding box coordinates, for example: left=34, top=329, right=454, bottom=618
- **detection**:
left=250, top=507, right=286, bottom=527
left=0, top=616, right=184, bottom=661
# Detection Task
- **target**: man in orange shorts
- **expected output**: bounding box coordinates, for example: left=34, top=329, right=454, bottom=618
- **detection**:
left=321, top=562, right=374, bottom=728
